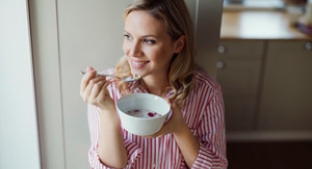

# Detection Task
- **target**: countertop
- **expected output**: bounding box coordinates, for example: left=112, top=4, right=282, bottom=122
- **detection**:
left=220, top=10, right=312, bottom=40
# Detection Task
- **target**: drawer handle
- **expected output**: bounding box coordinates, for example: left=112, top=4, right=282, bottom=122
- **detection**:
left=216, top=61, right=225, bottom=69
left=218, top=45, right=227, bottom=53
left=304, top=42, right=312, bottom=51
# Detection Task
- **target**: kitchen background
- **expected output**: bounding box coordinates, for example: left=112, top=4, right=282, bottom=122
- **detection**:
left=221, top=0, right=312, bottom=169
left=1, top=0, right=311, bottom=169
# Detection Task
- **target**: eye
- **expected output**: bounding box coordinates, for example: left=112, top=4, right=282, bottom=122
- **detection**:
left=124, top=34, right=132, bottom=40
left=144, top=39, right=156, bottom=45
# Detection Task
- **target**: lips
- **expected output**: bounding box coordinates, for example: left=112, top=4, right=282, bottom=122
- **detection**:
left=131, top=59, right=149, bottom=68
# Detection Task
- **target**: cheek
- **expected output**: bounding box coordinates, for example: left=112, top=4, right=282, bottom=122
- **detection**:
left=122, top=41, right=129, bottom=54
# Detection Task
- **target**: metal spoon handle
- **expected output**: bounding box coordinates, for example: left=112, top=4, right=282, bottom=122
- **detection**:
left=80, top=71, right=121, bottom=79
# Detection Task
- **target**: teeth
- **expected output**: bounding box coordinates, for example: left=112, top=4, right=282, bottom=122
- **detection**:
left=132, top=61, right=147, bottom=66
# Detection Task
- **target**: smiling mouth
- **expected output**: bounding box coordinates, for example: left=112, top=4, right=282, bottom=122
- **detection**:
left=131, top=60, right=149, bottom=66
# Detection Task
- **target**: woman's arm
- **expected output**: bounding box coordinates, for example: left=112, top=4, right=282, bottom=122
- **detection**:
left=80, top=67, right=128, bottom=168
left=88, top=105, right=143, bottom=169
left=190, top=84, right=228, bottom=169
left=148, top=85, right=227, bottom=168
left=173, top=123, right=200, bottom=168
left=97, top=108, right=128, bottom=168
left=147, top=102, right=200, bottom=168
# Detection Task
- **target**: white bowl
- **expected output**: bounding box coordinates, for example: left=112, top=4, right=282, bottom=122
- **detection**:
left=116, top=93, right=170, bottom=136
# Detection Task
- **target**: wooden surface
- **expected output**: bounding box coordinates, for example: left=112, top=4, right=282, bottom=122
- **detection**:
left=220, top=11, right=312, bottom=40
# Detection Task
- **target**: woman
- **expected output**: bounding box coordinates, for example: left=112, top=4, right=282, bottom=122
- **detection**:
left=80, top=0, right=228, bottom=168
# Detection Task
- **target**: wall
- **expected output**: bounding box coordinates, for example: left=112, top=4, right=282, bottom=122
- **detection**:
left=29, top=0, right=223, bottom=168
left=0, top=0, right=41, bottom=168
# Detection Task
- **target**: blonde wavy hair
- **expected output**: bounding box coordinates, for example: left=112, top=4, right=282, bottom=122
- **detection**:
left=115, top=0, right=196, bottom=105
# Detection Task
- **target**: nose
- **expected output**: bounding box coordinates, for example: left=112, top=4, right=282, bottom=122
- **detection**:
left=129, top=40, right=142, bottom=57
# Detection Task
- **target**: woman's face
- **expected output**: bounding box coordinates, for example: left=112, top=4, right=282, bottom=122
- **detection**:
left=123, top=10, right=183, bottom=79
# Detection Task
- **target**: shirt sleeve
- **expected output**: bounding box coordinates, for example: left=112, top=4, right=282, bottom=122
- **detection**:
left=87, top=105, right=142, bottom=169
left=191, top=84, right=228, bottom=169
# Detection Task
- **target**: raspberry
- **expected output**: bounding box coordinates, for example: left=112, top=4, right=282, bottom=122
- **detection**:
left=148, top=112, right=155, bottom=117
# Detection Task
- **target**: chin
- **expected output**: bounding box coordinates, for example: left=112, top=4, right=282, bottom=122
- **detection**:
left=130, top=69, right=141, bottom=76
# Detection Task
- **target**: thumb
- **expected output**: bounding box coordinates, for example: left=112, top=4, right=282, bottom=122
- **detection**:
left=165, top=100, right=181, bottom=121
left=169, top=101, right=180, bottom=112
left=86, top=66, right=95, bottom=72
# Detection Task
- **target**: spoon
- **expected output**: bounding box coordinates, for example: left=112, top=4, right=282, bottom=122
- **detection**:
left=80, top=71, right=141, bottom=82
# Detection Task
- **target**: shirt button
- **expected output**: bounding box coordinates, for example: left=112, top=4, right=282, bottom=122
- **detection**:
left=152, top=164, right=156, bottom=168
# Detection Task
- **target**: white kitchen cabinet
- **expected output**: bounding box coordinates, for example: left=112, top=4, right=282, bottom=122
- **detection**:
left=216, top=40, right=264, bottom=131
left=258, top=40, right=312, bottom=130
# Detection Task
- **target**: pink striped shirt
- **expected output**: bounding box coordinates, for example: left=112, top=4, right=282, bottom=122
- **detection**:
left=87, top=69, right=228, bottom=169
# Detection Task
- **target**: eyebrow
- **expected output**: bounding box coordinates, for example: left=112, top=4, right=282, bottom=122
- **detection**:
left=124, top=31, right=158, bottom=38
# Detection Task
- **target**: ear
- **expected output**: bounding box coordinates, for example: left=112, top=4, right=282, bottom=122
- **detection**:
left=173, top=35, right=186, bottom=53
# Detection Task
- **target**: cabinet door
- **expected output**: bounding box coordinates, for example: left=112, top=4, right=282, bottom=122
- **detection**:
left=218, top=40, right=264, bottom=60
left=217, top=60, right=261, bottom=96
left=217, top=40, right=264, bottom=131
left=258, top=41, right=312, bottom=130
left=224, top=97, right=257, bottom=131
left=218, top=60, right=261, bottom=131
left=217, top=40, right=263, bottom=96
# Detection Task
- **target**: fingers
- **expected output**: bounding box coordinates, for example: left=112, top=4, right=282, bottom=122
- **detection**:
left=80, top=68, right=97, bottom=97
left=86, top=66, right=94, bottom=72
left=79, top=67, right=116, bottom=111
left=145, top=131, right=165, bottom=138
left=97, top=80, right=110, bottom=98
left=169, top=102, right=182, bottom=116
left=166, top=99, right=181, bottom=113
left=89, top=78, right=107, bottom=100
left=81, top=75, right=106, bottom=103
left=169, top=101, right=179, bottom=110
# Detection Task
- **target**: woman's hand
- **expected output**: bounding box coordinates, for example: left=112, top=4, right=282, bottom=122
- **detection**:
left=80, top=67, right=115, bottom=112
left=147, top=102, right=187, bottom=138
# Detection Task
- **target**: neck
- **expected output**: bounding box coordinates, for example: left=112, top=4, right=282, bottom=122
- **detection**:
left=141, top=76, right=170, bottom=97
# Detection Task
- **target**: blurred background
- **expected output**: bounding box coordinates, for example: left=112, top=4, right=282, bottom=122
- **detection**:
left=1, top=0, right=311, bottom=169
left=221, top=0, right=312, bottom=169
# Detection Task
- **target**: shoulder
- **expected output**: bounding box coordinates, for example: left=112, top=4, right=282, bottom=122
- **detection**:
left=192, top=69, right=221, bottom=92
left=186, top=69, right=223, bottom=104
left=182, top=69, right=224, bottom=127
